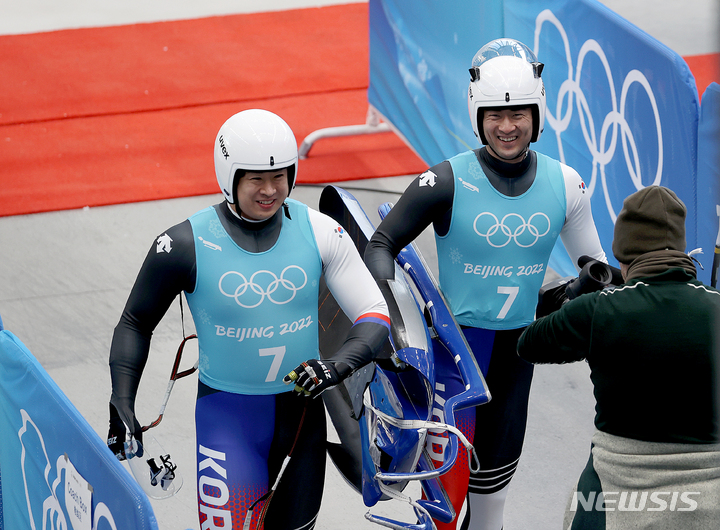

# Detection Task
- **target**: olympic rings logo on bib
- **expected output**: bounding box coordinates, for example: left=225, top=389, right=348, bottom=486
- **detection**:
left=218, top=266, right=308, bottom=308
left=473, top=211, right=551, bottom=248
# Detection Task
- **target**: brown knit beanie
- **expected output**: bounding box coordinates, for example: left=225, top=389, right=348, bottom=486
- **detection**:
left=612, top=186, right=687, bottom=264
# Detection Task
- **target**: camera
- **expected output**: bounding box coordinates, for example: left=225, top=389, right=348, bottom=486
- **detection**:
left=536, top=256, right=619, bottom=318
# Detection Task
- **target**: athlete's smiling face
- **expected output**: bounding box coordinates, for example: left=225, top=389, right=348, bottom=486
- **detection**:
left=234, top=169, right=289, bottom=221
left=482, top=107, right=533, bottom=163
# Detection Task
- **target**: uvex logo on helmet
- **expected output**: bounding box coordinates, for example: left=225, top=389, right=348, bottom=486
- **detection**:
left=218, top=135, right=230, bottom=160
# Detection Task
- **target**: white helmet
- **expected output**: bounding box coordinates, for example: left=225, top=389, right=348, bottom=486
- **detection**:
left=467, top=38, right=546, bottom=144
left=214, top=109, right=298, bottom=204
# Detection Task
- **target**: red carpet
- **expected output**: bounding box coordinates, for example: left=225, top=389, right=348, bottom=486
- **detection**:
left=0, top=4, right=426, bottom=217
left=0, top=4, right=717, bottom=217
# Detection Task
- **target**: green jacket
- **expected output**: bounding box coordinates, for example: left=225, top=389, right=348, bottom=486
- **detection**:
left=517, top=268, right=720, bottom=444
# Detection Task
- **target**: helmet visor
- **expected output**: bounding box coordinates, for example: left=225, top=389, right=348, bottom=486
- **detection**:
left=471, top=38, right=538, bottom=68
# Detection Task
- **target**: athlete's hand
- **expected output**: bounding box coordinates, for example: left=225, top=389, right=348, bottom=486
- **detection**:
left=284, top=359, right=345, bottom=398
left=107, top=401, right=142, bottom=461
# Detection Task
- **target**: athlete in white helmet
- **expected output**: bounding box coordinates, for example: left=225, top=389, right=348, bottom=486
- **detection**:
left=107, top=109, right=390, bottom=530
left=365, top=39, right=607, bottom=530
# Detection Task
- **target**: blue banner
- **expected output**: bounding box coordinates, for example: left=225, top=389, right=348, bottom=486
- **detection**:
left=0, top=330, right=158, bottom=530
left=369, top=0, right=503, bottom=166
left=368, top=0, right=717, bottom=279
left=505, top=0, right=701, bottom=274
left=696, top=83, right=720, bottom=284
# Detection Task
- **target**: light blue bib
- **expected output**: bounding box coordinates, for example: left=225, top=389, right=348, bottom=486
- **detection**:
left=436, top=151, right=566, bottom=329
left=186, top=200, right=322, bottom=394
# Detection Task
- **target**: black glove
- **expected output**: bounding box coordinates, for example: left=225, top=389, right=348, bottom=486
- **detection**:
left=107, top=401, right=142, bottom=461
left=536, top=278, right=571, bottom=319
left=283, top=359, right=348, bottom=398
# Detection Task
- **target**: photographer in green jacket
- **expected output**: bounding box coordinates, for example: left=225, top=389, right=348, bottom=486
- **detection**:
left=517, top=185, right=720, bottom=529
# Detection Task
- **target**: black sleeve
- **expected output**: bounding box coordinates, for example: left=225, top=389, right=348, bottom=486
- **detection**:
left=516, top=295, right=595, bottom=365
left=329, top=320, right=390, bottom=377
left=109, top=220, right=196, bottom=428
left=364, top=161, right=455, bottom=280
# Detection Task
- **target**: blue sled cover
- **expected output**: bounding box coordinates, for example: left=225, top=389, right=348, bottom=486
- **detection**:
left=318, top=186, right=491, bottom=530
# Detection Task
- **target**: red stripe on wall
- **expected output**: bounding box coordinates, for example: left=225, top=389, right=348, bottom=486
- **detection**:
left=684, top=53, right=720, bottom=100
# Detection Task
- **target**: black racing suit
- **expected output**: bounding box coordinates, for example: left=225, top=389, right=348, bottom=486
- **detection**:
left=365, top=147, right=606, bottom=530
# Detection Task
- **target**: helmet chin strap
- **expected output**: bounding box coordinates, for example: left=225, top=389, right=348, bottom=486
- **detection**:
left=226, top=202, right=268, bottom=223
left=486, top=142, right=531, bottom=162
left=226, top=200, right=291, bottom=222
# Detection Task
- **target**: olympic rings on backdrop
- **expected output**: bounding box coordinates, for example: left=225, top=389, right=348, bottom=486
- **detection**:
left=219, top=266, right=308, bottom=308
left=473, top=211, right=551, bottom=248
left=533, top=9, right=663, bottom=221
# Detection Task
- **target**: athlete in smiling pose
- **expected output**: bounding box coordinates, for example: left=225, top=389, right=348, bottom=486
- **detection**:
left=107, top=109, right=390, bottom=530
left=364, top=39, right=606, bottom=530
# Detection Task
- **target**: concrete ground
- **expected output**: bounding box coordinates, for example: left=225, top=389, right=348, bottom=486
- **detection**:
left=0, top=1, right=717, bottom=529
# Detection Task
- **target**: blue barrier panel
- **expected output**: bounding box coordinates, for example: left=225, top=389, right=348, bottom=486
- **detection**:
left=0, top=330, right=158, bottom=530
left=368, top=0, right=711, bottom=277
left=696, top=83, right=720, bottom=284
left=505, top=0, right=701, bottom=274
left=368, top=0, right=504, bottom=167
